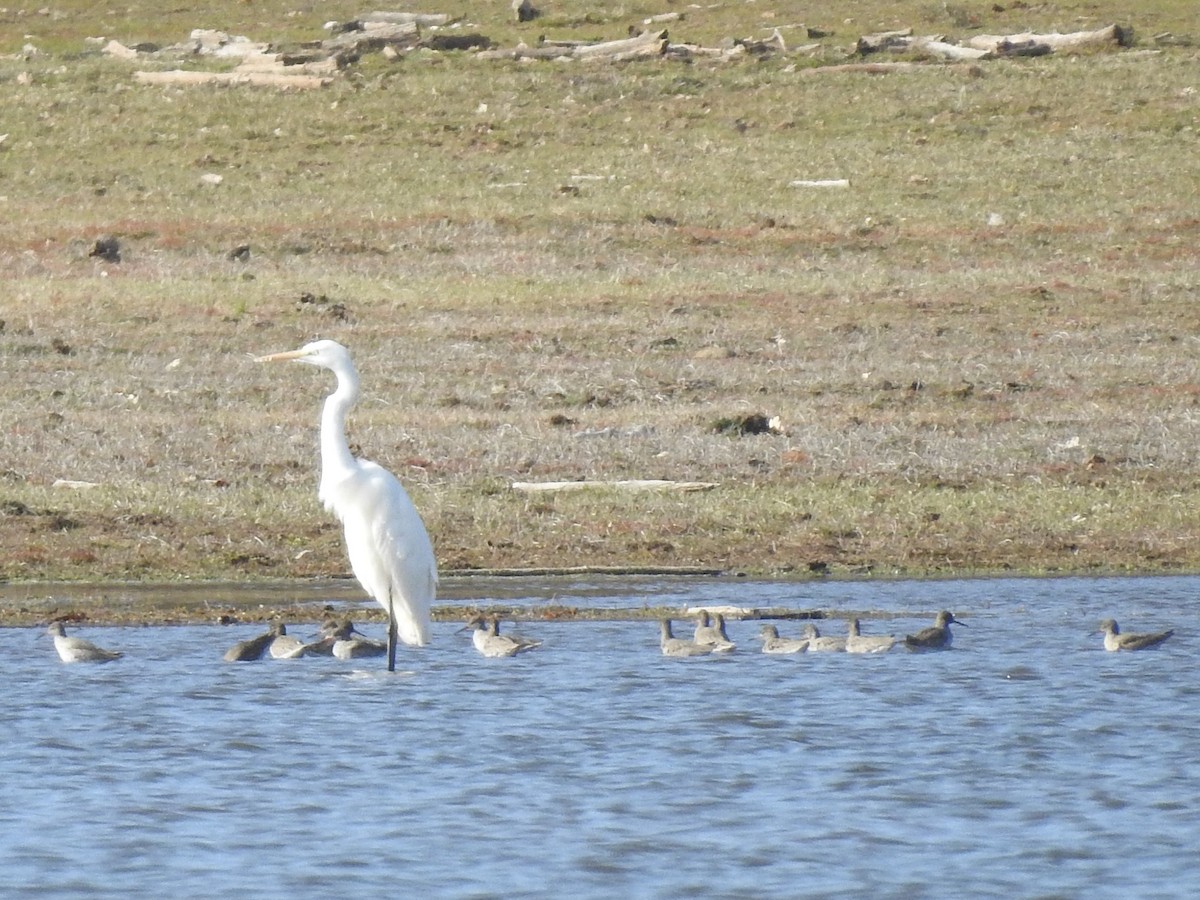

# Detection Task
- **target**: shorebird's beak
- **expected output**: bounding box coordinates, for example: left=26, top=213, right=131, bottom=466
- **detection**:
left=956, top=620, right=969, bottom=627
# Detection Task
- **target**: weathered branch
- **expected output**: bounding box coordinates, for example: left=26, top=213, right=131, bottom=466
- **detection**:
left=512, top=479, right=719, bottom=493
left=967, top=24, right=1131, bottom=54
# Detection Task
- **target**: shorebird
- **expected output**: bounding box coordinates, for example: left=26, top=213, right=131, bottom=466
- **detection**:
left=223, top=626, right=276, bottom=662
left=1100, top=619, right=1174, bottom=652
left=660, top=619, right=714, bottom=657
left=802, top=622, right=847, bottom=652
left=460, top=615, right=541, bottom=658
left=846, top=618, right=896, bottom=654
left=694, top=611, right=736, bottom=652
left=492, top=618, right=543, bottom=654
left=904, top=610, right=964, bottom=651
left=46, top=622, right=123, bottom=663
left=323, top=620, right=388, bottom=660
left=757, top=624, right=809, bottom=654
left=267, top=622, right=309, bottom=659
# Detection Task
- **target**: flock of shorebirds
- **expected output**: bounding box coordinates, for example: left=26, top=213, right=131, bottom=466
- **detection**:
left=42, top=610, right=1175, bottom=664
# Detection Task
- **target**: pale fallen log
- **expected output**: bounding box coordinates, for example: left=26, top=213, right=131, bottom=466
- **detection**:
left=52, top=479, right=100, bottom=490
left=967, top=23, right=1131, bottom=54
left=791, top=178, right=850, bottom=188
left=359, top=11, right=452, bottom=27
left=235, top=52, right=340, bottom=76
left=476, top=43, right=573, bottom=61
left=800, top=61, right=928, bottom=75
left=478, top=30, right=668, bottom=62
left=512, top=479, right=719, bottom=493
left=187, top=29, right=268, bottom=57
left=911, top=37, right=991, bottom=61
left=134, top=69, right=332, bottom=89
left=322, top=21, right=419, bottom=54
left=856, top=27, right=913, bottom=54
left=571, top=29, right=668, bottom=61
left=102, top=39, right=139, bottom=60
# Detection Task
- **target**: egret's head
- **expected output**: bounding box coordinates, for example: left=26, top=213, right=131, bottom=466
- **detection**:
left=256, top=339, right=351, bottom=370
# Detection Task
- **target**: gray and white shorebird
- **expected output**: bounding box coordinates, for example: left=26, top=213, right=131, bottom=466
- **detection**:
left=460, top=615, right=542, bottom=658
left=223, top=626, right=276, bottom=662
left=660, top=619, right=714, bottom=657
left=802, top=622, right=847, bottom=652
left=846, top=618, right=896, bottom=654
left=267, top=622, right=310, bottom=659
left=46, top=622, right=123, bottom=663
left=903, top=610, right=964, bottom=652
left=324, top=620, right=388, bottom=660
left=758, top=624, right=809, bottom=654
left=694, top=611, right=736, bottom=652
left=1100, top=619, right=1173, bottom=652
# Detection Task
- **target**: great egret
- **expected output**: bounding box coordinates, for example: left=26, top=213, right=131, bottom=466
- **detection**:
left=46, top=622, right=123, bottom=663
left=903, top=610, right=965, bottom=652
left=257, top=340, right=437, bottom=671
left=1099, top=619, right=1173, bottom=652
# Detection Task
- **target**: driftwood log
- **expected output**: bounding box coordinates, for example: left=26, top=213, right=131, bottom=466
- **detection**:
left=322, top=21, right=420, bottom=55
left=478, top=29, right=668, bottom=62
left=856, top=28, right=914, bottom=54
left=133, top=69, right=332, bottom=89
left=967, top=24, right=1132, bottom=54
left=512, top=480, right=719, bottom=494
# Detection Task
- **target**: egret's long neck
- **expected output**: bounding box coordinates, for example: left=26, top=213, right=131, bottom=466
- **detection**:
left=319, top=365, right=360, bottom=481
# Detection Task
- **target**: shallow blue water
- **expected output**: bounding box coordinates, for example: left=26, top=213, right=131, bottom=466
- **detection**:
left=2, top=575, right=1197, bottom=898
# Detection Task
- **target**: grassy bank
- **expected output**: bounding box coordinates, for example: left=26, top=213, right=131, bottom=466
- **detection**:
left=1, top=1, right=1198, bottom=585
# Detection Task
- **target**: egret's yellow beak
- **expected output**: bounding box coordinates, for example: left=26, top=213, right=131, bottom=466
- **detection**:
left=256, top=349, right=310, bottom=363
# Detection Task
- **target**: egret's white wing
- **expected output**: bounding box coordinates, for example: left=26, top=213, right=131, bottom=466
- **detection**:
left=327, top=460, right=437, bottom=647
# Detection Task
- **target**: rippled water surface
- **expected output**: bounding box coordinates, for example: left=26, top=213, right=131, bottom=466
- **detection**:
left=3, top=575, right=1198, bottom=898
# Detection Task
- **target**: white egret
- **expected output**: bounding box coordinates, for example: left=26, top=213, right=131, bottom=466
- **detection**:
left=258, top=340, right=437, bottom=671
left=1099, top=619, right=1173, bottom=652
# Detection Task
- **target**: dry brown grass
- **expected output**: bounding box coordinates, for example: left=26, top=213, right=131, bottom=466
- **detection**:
left=1, top=1, right=1199, bottom=585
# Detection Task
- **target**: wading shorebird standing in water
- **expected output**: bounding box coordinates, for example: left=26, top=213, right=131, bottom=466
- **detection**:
left=693, top=611, right=736, bottom=652
left=258, top=340, right=437, bottom=672
left=460, top=615, right=542, bottom=658
left=757, top=625, right=809, bottom=655
left=846, top=618, right=896, bottom=654
left=802, top=622, right=847, bottom=652
left=904, top=610, right=964, bottom=652
left=47, top=622, right=123, bottom=664
left=659, top=619, right=715, bottom=658
left=1099, top=619, right=1173, bottom=652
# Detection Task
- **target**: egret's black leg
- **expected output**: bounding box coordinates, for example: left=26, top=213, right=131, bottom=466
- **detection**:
left=387, top=593, right=398, bottom=672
